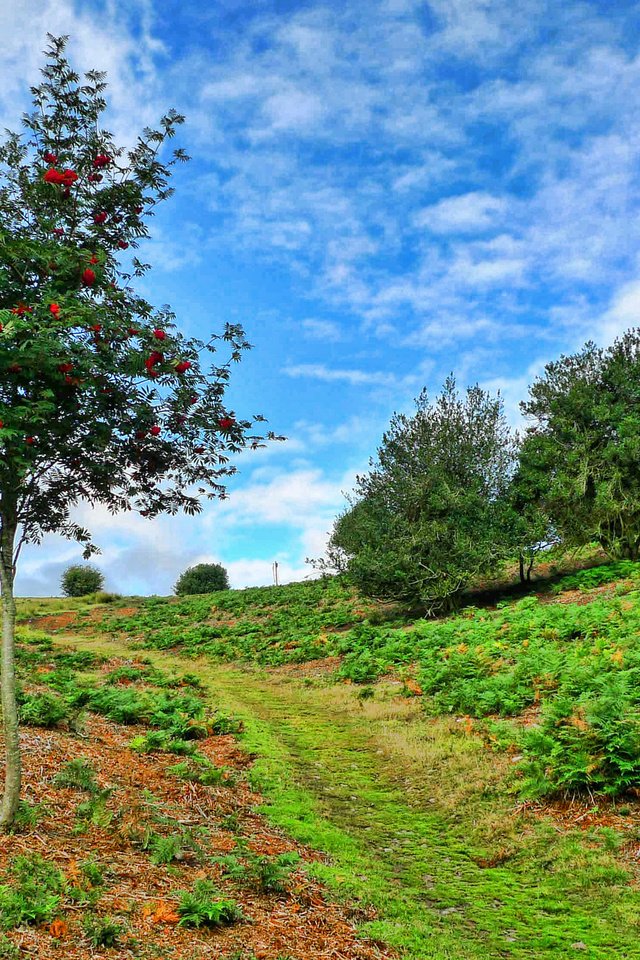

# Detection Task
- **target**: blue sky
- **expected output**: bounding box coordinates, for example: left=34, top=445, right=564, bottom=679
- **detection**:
left=3, top=0, right=640, bottom=595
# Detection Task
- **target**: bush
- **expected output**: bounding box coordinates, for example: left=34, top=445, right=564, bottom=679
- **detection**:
left=54, top=760, right=99, bottom=793
left=520, top=682, right=640, bottom=797
left=177, top=880, right=243, bottom=928
left=61, top=565, right=104, bottom=597
left=95, top=591, right=121, bottom=604
left=19, top=692, right=68, bottom=728
left=83, top=916, right=124, bottom=948
left=0, top=855, right=65, bottom=929
left=175, top=563, right=230, bottom=595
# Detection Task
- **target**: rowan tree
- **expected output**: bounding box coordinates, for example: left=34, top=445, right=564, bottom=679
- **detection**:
left=0, top=36, right=277, bottom=827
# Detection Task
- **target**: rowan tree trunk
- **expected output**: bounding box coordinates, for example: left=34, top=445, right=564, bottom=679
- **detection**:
left=0, top=522, right=20, bottom=829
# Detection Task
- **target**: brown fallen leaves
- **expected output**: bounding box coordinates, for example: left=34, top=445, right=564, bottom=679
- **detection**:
left=0, top=657, right=394, bottom=960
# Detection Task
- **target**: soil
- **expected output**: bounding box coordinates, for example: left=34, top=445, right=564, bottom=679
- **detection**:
left=0, top=661, right=393, bottom=960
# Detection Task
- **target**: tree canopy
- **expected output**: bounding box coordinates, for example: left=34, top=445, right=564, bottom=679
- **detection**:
left=519, top=330, right=640, bottom=560
left=0, top=36, right=278, bottom=827
left=175, top=562, right=230, bottom=595
left=61, top=564, right=104, bottom=597
left=328, top=378, right=519, bottom=613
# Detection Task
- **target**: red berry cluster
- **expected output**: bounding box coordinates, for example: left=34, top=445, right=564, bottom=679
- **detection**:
left=43, top=168, right=78, bottom=187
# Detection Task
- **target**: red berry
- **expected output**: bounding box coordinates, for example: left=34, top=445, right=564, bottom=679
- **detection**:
left=135, top=205, right=143, bottom=214
left=43, top=151, right=57, bottom=163
left=43, top=168, right=65, bottom=185
left=25, top=437, right=34, bottom=445
left=88, top=173, right=103, bottom=183
left=93, top=154, right=112, bottom=168
left=150, top=425, right=161, bottom=436
left=89, top=324, right=102, bottom=333
left=174, top=360, right=191, bottom=373
left=218, top=417, right=235, bottom=430
left=153, top=329, right=166, bottom=340
left=93, top=211, right=107, bottom=224
left=118, top=240, right=129, bottom=249
left=82, top=268, right=96, bottom=286
left=194, top=446, right=205, bottom=454
left=52, top=227, right=64, bottom=236
left=49, top=303, right=60, bottom=316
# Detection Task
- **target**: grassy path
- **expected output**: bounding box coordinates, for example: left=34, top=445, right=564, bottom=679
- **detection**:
left=51, top=632, right=639, bottom=960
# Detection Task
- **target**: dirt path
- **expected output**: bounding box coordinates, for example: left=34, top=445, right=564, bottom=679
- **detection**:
left=50, top=631, right=639, bottom=960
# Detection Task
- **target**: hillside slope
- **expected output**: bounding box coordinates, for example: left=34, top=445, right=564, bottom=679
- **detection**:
left=14, top=559, right=640, bottom=958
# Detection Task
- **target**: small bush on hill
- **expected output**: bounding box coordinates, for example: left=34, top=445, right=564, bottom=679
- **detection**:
left=61, top=565, right=104, bottom=597
left=175, top=563, right=230, bottom=595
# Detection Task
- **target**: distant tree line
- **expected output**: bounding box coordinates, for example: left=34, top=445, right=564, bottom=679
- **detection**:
left=319, top=330, right=640, bottom=614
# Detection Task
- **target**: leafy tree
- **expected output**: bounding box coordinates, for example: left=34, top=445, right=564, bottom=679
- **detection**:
left=174, top=562, right=230, bottom=595
left=503, top=473, right=556, bottom=584
left=61, top=564, right=104, bottom=597
left=0, top=37, right=277, bottom=827
left=328, top=378, right=518, bottom=613
left=519, top=330, right=640, bottom=559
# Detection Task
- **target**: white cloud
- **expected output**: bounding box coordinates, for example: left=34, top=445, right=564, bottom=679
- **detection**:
left=414, top=192, right=508, bottom=234
left=0, top=2, right=169, bottom=145
left=215, top=467, right=350, bottom=527
left=597, top=280, right=640, bottom=345
left=225, top=558, right=316, bottom=589
left=282, top=363, right=409, bottom=387
left=301, top=318, right=345, bottom=341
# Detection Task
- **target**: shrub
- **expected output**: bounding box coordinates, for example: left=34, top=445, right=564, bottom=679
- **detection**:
left=177, top=880, right=243, bottom=928
left=175, top=563, right=230, bottom=595
left=61, top=565, right=104, bottom=598
left=6, top=801, right=45, bottom=834
left=19, top=692, right=68, bottom=728
left=147, top=834, right=185, bottom=866
left=95, top=591, right=121, bottom=604
left=85, top=687, right=152, bottom=724
left=0, top=855, right=65, bottom=929
left=0, top=936, right=19, bottom=959
left=83, top=916, right=124, bottom=948
left=251, top=852, right=300, bottom=893
left=75, top=790, right=113, bottom=828
left=54, top=760, right=99, bottom=793
left=168, top=757, right=228, bottom=786
left=520, top=682, right=640, bottom=797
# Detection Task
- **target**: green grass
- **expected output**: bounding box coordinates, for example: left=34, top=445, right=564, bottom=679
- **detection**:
left=183, top=667, right=640, bottom=960
left=71, top=560, right=640, bottom=798
left=16, top=558, right=640, bottom=958
left=41, top=631, right=640, bottom=960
